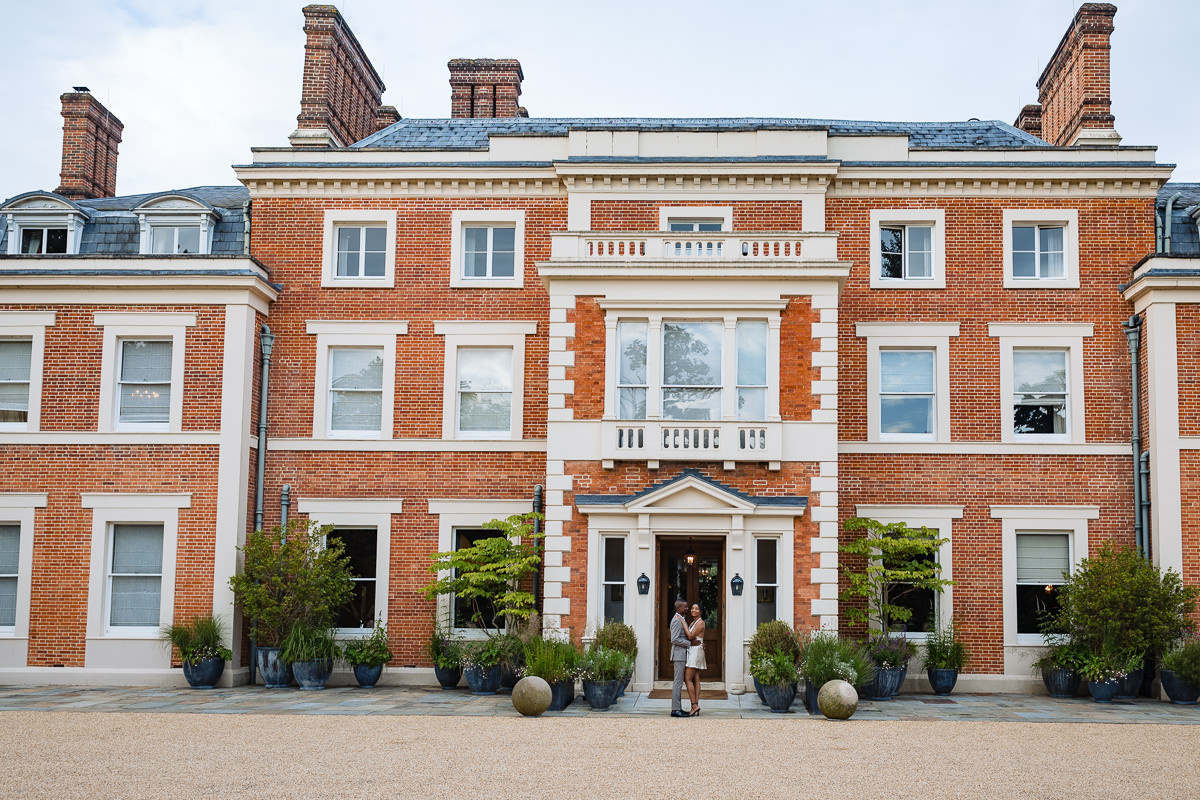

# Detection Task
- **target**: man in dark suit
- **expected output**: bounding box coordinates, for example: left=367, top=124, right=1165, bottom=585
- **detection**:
left=670, top=598, right=693, bottom=717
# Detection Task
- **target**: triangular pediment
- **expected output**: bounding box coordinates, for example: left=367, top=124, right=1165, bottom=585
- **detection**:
left=625, top=473, right=757, bottom=512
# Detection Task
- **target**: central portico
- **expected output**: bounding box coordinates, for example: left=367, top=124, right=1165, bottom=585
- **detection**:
left=575, top=471, right=806, bottom=693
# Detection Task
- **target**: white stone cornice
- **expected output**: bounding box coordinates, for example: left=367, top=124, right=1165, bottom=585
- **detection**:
left=829, top=165, right=1170, bottom=198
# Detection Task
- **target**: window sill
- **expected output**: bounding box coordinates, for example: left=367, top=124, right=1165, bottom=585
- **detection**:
left=320, top=278, right=395, bottom=289
left=872, top=279, right=945, bottom=290
left=1003, top=278, right=1078, bottom=290
left=449, top=277, right=523, bottom=290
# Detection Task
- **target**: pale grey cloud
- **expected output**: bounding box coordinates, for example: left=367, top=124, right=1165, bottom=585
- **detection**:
left=2, top=0, right=1195, bottom=202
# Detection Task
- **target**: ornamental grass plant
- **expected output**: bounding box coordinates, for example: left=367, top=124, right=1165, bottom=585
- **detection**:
left=797, top=630, right=874, bottom=687
left=1161, top=635, right=1200, bottom=687
left=160, top=614, right=233, bottom=663
left=923, top=621, right=968, bottom=670
left=521, top=636, right=581, bottom=684
left=342, top=623, right=393, bottom=667
left=579, top=645, right=633, bottom=682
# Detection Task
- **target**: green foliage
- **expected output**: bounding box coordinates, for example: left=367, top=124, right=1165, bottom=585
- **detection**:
left=1030, top=631, right=1088, bottom=674
left=592, top=620, right=638, bottom=660
left=1078, top=643, right=1140, bottom=682
left=227, top=520, right=355, bottom=647
left=496, top=632, right=526, bottom=671
left=425, top=513, right=544, bottom=632
left=459, top=638, right=503, bottom=671
left=160, top=614, right=232, bottom=663
left=923, top=620, right=969, bottom=670
left=750, top=650, right=800, bottom=686
left=1051, top=542, right=1199, bottom=660
left=522, top=636, right=581, bottom=683
left=748, top=619, right=800, bottom=662
left=865, top=634, right=914, bottom=670
left=797, top=630, right=874, bottom=687
left=342, top=623, right=393, bottom=667
left=427, top=623, right=462, bottom=669
left=1162, top=636, right=1200, bottom=687
left=279, top=624, right=341, bottom=663
left=579, top=645, right=633, bottom=682
left=839, top=517, right=954, bottom=632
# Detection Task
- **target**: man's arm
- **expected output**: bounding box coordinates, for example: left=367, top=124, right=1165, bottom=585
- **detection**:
left=670, top=617, right=691, bottom=649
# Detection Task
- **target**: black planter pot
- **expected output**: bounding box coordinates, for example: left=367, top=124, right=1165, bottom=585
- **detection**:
left=582, top=679, right=621, bottom=710
left=1088, top=676, right=1121, bottom=703
left=1160, top=669, right=1200, bottom=705
left=753, top=675, right=767, bottom=704
left=1041, top=666, right=1081, bottom=699
left=761, top=681, right=797, bottom=713
left=1115, top=667, right=1145, bottom=700
left=861, top=666, right=904, bottom=701
left=547, top=679, right=576, bottom=711
left=181, top=656, right=225, bottom=689
left=803, top=680, right=821, bottom=714
left=616, top=674, right=631, bottom=699
left=292, top=658, right=334, bottom=690
left=896, top=663, right=908, bottom=694
left=353, top=663, right=384, bottom=688
left=464, top=664, right=503, bottom=695
left=927, top=667, right=959, bottom=696
left=499, top=659, right=521, bottom=691
left=434, top=664, right=461, bottom=689
left=256, top=646, right=293, bottom=689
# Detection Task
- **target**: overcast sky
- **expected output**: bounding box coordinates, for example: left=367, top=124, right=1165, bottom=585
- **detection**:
left=1, top=0, right=1196, bottom=203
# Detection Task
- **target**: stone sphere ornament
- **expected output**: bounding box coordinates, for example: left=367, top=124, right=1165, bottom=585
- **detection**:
left=512, top=675, right=553, bottom=716
left=817, top=679, right=859, bottom=720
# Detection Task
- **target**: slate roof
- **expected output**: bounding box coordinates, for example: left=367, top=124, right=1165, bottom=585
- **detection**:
left=1158, top=183, right=1200, bottom=256
left=0, top=186, right=249, bottom=256
left=573, top=468, right=808, bottom=508
left=352, top=117, right=1049, bottom=151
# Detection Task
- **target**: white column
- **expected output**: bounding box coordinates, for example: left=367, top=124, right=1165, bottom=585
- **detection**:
left=632, top=513, right=654, bottom=692
left=1144, top=301, right=1184, bottom=574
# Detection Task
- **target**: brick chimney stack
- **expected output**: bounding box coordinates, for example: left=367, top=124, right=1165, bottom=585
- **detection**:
left=448, top=59, right=529, bottom=118
left=56, top=88, right=123, bottom=200
left=1013, top=104, right=1043, bottom=139
left=1016, top=3, right=1121, bottom=147
left=290, top=5, right=392, bottom=148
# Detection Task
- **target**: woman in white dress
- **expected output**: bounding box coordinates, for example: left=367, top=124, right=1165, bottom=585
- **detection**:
left=684, top=602, right=706, bottom=716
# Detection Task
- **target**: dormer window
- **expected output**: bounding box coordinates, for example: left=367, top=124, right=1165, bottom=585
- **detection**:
left=132, top=193, right=220, bottom=256
left=150, top=225, right=202, bottom=255
left=21, top=227, right=68, bottom=254
left=1, top=191, right=89, bottom=256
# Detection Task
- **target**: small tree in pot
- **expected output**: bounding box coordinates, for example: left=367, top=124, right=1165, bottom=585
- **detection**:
left=160, top=614, right=233, bottom=689
left=593, top=620, right=638, bottom=695
left=228, top=519, right=354, bottom=688
left=342, top=622, right=393, bottom=688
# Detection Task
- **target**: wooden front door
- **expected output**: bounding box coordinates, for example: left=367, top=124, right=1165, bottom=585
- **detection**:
left=656, top=537, right=724, bottom=681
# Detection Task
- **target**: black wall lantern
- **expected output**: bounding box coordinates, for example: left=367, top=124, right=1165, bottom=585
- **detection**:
left=637, top=573, right=650, bottom=595
left=730, top=573, right=744, bottom=596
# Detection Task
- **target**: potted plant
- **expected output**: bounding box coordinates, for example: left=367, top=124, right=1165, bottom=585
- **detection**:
left=1031, top=636, right=1087, bottom=698
left=861, top=634, right=913, bottom=700
left=593, top=620, right=638, bottom=696
left=750, top=650, right=801, bottom=712
left=460, top=638, right=504, bottom=694
left=342, top=622, right=393, bottom=688
left=923, top=620, right=968, bottom=695
left=797, top=630, right=873, bottom=714
left=748, top=620, right=801, bottom=704
left=427, top=625, right=462, bottom=689
left=1160, top=634, right=1200, bottom=704
left=579, top=645, right=632, bottom=710
left=160, top=613, right=233, bottom=689
left=497, top=633, right=526, bottom=691
left=522, top=636, right=581, bottom=711
left=228, top=520, right=354, bottom=688
left=280, top=624, right=341, bottom=690
left=1079, top=645, right=1133, bottom=703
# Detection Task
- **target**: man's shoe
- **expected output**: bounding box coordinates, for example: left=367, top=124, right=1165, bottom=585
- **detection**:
left=670, top=710, right=688, bottom=718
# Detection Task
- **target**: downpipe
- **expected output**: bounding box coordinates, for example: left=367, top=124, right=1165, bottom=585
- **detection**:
left=1123, top=315, right=1145, bottom=556
left=532, top=484, right=544, bottom=612
left=248, top=325, right=274, bottom=685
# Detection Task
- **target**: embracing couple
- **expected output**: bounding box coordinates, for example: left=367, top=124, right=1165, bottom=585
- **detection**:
left=669, top=598, right=707, bottom=717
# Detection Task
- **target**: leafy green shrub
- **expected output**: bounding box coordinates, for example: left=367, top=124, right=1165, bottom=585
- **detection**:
left=427, top=623, right=461, bottom=669
left=521, top=636, right=580, bottom=683
left=1030, top=633, right=1088, bottom=674
left=748, top=620, right=800, bottom=663
left=579, top=645, right=633, bottom=682
left=1052, top=543, right=1199, bottom=660
left=228, top=520, right=354, bottom=647
left=342, top=623, right=393, bottom=667
left=497, top=632, right=526, bottom=671
left=593, top=620, right=638, bottom=660
left=279, top=624, right=340, bottom=663
left=923, top=621, right=968, bottom=670
left=798, top=630, right=874, bottom=687
left=1161, top=636, right=1200, bottom=687
left=1078, top=644, right=1140, bottom=682
left=459, top=638, right=503, bottom=671
left=865, top=634, right=914, bottom=670
left=160, top=614, right=233, bottom=663
left=750, top=650, right=800, bottom=686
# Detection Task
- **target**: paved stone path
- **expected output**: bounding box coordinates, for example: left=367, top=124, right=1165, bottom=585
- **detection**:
left=1, top=682, right=1198, bottom=723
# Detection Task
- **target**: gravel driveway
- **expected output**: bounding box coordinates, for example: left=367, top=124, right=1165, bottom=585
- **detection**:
left=3, top=711, right=1198, bottom=799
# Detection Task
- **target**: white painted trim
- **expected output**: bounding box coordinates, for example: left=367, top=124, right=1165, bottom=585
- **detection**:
left=658, top=206, right=733, bottom=231
left=266, top=437, right=547, bottom=452
left=299, top=498, right=401, bottom=632
left=427, top=499, right=534, bottom=516
left=320, top=209, right=397, bottom=288
left=95, top=314, right=195, bottom=434
left=449, top=209, right=525, bottom=289
left=991, top=505, right=1094, bottom=656
left=1001, top=208, right=1080, bottom=290
left=868, top=208, right=946, bottom=289
left=0, top=312, right=54, bottom=432
left=437, top=323, right=534, bottom=440
left=838, top=442, right=1129, bottom=455
left=991, top=325, right=1089, bottom=444
left=0, top=494, right=46, bottom=658
left=83, top=493, right=190, bottom=669
left=309, top=325, right=402, bottom=440
left=858, top=323, right=958, bottom=443
left=4, top=206, right=87, bottom=255
left=1142, top=302, right=1183, bottom=574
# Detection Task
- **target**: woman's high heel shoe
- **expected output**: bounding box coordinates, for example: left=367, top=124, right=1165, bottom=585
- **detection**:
left=690, top=707, right=700, bottom=716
